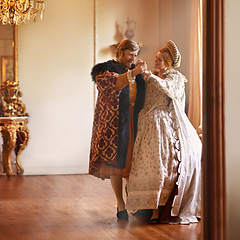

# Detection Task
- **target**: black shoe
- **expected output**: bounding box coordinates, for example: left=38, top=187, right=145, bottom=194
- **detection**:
left=149, top=218, right=160, bottom=224
left=117, top=208, right=129, bottom=221
left=132, top=209, right=153, bottom=217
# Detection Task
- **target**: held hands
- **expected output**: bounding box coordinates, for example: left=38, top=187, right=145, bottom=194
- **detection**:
left=132, top=59, right=148, bottom=76
left=137, top=60, right=152, bottom=79
left=117, top=59, right=149, bottom=91
left=143, top=70, right=151, bottom=78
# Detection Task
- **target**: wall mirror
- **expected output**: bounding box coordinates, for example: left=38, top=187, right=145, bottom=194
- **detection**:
left=0, top=24, right=27, bottom=117
left=0, top=24, right=13, bottom=90
left=0, top=24, right=13, bottom=86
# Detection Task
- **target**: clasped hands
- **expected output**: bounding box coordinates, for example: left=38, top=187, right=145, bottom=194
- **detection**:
left=133, top=59, right=151, bottom=77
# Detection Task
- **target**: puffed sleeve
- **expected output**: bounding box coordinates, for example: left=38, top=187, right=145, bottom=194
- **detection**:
left=96, top=70, right=120, bottom=97
left=147, top=70, right=186, bottom=99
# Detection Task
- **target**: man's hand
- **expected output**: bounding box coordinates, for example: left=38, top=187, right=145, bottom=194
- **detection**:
left=132, top=60, right=147, bottom=76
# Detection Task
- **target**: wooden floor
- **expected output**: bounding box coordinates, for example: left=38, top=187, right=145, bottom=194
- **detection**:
left=0, top=174, right=201, bottom=240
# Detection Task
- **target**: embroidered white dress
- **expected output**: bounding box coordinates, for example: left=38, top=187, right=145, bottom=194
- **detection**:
left=126, top=69, right=202, bottom=224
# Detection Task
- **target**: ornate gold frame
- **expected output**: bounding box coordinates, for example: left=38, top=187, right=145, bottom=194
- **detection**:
left=0, top=25, right=27, bottom=117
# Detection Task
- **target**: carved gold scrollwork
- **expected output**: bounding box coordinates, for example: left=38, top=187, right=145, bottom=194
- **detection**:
left=15, top=126, right=29, bottom=174
left=1, top=83, right=28, bottom=117
left=0, top=117, right=29, bottom=176
left=1, top=120, right=18, bottom=175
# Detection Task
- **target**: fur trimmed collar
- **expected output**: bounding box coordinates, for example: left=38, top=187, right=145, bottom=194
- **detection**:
left=91, top=60, right=128, bottom=82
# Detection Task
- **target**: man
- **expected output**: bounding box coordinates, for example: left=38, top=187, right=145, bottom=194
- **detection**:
left=89, top=39, right=146, bottom=220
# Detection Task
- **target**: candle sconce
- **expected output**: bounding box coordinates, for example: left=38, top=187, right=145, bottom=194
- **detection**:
left=111, top=18, right=143, bottom=50
left=124, top=18, right=136, bottom=40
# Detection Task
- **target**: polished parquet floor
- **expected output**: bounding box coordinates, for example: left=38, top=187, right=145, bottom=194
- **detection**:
left=0, top=174, right=201, bottom=240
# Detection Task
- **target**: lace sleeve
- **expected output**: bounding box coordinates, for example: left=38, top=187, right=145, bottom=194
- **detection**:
left=148, top=70, right=185, bottom=99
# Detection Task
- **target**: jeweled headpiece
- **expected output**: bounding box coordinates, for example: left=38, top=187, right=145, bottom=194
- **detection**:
left=165, top=40, right=181, bottom=68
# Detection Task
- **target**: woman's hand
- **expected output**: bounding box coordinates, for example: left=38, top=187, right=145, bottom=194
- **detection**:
left=143, top=70, right=151, bottom=78
left=132, top=60, right=147, bottom=76
left=135, top=59, right=144, bottom=66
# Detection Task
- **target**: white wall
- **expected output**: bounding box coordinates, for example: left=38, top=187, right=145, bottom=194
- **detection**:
left=18, top=0, right=94, bottom=174
left=158, top=0, right=192, bottom=112
left=158, top=0, right=191, bottom=75
left=225, top=1, right=240, bottom=239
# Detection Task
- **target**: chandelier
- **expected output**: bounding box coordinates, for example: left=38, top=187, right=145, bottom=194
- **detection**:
left=0, top=0, right=45, bottom=25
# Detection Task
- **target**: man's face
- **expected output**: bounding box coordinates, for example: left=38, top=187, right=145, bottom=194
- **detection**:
left=118, top=49, right=138, bottom=68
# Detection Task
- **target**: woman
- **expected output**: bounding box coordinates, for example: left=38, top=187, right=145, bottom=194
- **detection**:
left=126, top=40, right=202, bottom=224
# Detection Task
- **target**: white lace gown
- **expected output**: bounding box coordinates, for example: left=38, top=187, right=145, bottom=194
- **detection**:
left=126, top=69, right=202, bottom=224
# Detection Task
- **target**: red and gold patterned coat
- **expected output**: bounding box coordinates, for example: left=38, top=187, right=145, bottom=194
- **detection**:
left=89, top=71, right=120, bottom=175
left=89, top=60, right=145, bottom=179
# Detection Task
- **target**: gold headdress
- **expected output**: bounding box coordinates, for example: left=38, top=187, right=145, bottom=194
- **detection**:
left=165, top=40, right=181, bottom=68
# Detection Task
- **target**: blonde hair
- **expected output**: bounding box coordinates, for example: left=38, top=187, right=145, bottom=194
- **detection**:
left=116, top=39, right=139, bottom=58
left=159, top=46, right=174, bottom=68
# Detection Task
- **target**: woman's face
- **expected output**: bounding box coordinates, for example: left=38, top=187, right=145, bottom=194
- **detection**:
left=154, top=51, right=166, bottom=70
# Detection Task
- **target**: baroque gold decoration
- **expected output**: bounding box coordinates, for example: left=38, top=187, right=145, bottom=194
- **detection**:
left=0, top=116, right=29, bottom=176
left=124, top=18, right=136, bottom=40
left=1, top=80, right=27, bottom=116
left=0, top=0, right=45, bottom=25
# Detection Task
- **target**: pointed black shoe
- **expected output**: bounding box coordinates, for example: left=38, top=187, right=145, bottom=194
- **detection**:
left=117, top=208, right=129, bottom=221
